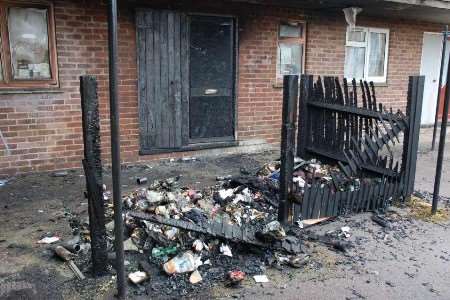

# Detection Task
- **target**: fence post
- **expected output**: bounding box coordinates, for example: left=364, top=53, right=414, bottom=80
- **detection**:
left=278, top=75, right=299, bottom=224
left=297, top=75, right=313, bottom=158
left=80, top=75, right=108, bottom=275
left=402, top=76, right=425, bottom=198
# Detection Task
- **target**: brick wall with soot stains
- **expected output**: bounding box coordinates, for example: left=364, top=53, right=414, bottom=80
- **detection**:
left=0, top=0, right=441, bottom=175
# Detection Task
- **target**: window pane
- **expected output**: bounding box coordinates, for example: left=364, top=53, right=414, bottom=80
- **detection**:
left=344, top=46, right=365, bottom=79
left=368, top=32, right=387, bottom=77
left=277, top=43, right=302, bottom=75
left=348, top=29, right=366, bottom=43
left=279, top=23, right=302, bottom=38
left=8, top=7, right=51, bottom=80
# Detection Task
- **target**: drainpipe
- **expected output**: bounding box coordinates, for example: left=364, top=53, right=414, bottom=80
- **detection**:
left=107, top=0, right=126, bottom=297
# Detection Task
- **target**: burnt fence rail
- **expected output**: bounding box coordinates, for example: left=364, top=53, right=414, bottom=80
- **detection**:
left=282, top=75, right=424, bottom=222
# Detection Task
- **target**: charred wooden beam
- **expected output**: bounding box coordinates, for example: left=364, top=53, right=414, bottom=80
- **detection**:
left=80, top=75, right=108, bottom=276
left=278, top=75, right=298, bottom=224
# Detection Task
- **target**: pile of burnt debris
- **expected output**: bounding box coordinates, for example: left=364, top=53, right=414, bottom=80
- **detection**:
left=73, top=158, right=377, bottom=296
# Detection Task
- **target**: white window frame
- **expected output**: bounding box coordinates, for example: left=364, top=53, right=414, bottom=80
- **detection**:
left=345, top=26, right=390, bottom=83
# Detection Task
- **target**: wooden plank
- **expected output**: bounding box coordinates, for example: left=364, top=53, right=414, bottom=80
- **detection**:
left=320, top=186, right=330, bottom=217
left=301, top=184, right=311, bottom=219
left=366, top=183, right=375, bottom=211
left=180, top=14, right=190, bottom=145
left=312, top=185, right=323, bottom=219
left=168, top=12, right=175, bottom=148
left=173, top=12, right=182, bottom=148
left=137, top=11, right=151, bottom=151
left=159, top=11, right=169, bottom=148
left=153, top=11, right=162, bottom=148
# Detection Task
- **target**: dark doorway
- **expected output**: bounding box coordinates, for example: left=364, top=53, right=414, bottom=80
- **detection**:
left=137, top=11, right=236, bottom=154
left=189, top=15, right=236, bottom=142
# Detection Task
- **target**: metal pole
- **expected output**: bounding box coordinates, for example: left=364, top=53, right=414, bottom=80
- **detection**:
left=107, top=0, right=126, bottom=298
left=432, top=35, right=450, bottom=214
left=432, top=26, right=448, bottom=150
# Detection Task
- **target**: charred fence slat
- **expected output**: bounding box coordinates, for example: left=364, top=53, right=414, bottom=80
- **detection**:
left=288, top=75, right=424, bottom=222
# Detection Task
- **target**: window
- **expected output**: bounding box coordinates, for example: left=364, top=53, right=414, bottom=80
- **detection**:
left=277, top=21, right=305, bottom=80
left=0, top=2, right=58, bottom=89
left=344, top=26, right=389, bottom=83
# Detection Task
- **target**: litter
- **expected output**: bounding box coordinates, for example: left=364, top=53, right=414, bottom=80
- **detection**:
left=53, top=246, right=84, bottom=280
left=228, top=270, right=246, bottom=286
left=219, top=244, right=233, bottom=257
left=163, top=251, right=202, bottom=275
left=192, top=240, right=206, bottom=252
left=253, top=275, right=269, bottom=283
left=38, top=236, right=60, bottom=244
left=128, top=271, right=148, bottom=284
left=371, top=215, right=392, bottom=229
left=123, top=238, right=139, bottom=252
left=137, top=177, right=148, bottom=185
left=341, top=226, right=351, bottom=238
left=151, top=246, right=178, bottom=258
left=54, top=246, right=76, bottom=261
left=189, top=270, right=203, bottom=284
left=262, top=221, right=286, bottom=240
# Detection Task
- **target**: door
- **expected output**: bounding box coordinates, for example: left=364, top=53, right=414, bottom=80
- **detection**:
left=137, top=11, right=236, bottom=153
left=188, top=15, right=235, bottom=142
left=420, top=33, right=450, bottom=125
left=136, top=10, right=189, bottom=153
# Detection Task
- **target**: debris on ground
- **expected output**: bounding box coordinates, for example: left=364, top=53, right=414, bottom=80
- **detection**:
left=62, top=157, right=392, bottom=297
left=371, top=214, right=392, bottom=229
left=128, top=271, right=148, bottom=284
left=189, top=270, right=203, bottom=284
left=37, top=236, right=60, bottom=244
left=163, top=251, right=202, bottom=274
left=253, top=274, right=269, bottom=283
left=227, top=270, right=246, bottom=286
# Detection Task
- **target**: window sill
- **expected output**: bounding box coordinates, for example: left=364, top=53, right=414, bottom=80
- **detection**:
left=0, top=88, right=64, bottom=95
left=372, top=82, right=388, bottom=87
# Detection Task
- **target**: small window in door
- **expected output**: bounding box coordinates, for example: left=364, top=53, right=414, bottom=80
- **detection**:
left=276, top=21, right=305, bottom=81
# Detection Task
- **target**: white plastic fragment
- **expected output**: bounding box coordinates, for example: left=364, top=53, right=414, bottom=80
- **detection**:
left=38, top=236, right=60, bottom=244
left=164, top=227, right=179, bottom=240
left=192, top=239, right=205, bottom=252
left=128, top=271, right=148, bottom=284
left=293, top=176, right=306, bottom=188
left=218, top=189, right=234, bottom=200
left=341, top=226, right=351, bottom=238
left=220, top=243, right=233, bottom=257
left=253, top=275, right=269, bottom=283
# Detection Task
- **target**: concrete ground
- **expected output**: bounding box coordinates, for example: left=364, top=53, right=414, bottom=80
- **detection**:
left=0, top=127, right=448, bottom=299
left=414, top=127, right=450, bottom=197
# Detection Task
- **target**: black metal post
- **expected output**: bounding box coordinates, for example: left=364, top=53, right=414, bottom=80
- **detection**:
left=278, top=75, right=299, bottom=224
left=432, top=26, right=448, bottom=150
left=432, top=40, right=450, bottom=214
left=107, top=0, right=126, bottom=298
left=402, top=76, right=425, bottom=198
left=80, top=75, right=108, bottom=276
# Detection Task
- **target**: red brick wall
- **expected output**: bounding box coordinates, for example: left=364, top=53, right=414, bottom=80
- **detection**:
left=0, top=1, right=442, bottom=175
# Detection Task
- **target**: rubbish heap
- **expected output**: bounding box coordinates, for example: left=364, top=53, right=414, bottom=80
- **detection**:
left=64, top=158, right=363, bottom=296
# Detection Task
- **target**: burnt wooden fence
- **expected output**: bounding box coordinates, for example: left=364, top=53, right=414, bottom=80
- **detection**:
left=280, top=75, right=424, bottom=222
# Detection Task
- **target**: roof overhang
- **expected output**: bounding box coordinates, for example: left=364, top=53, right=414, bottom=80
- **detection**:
left=230, top=0, right=450, bottom=24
